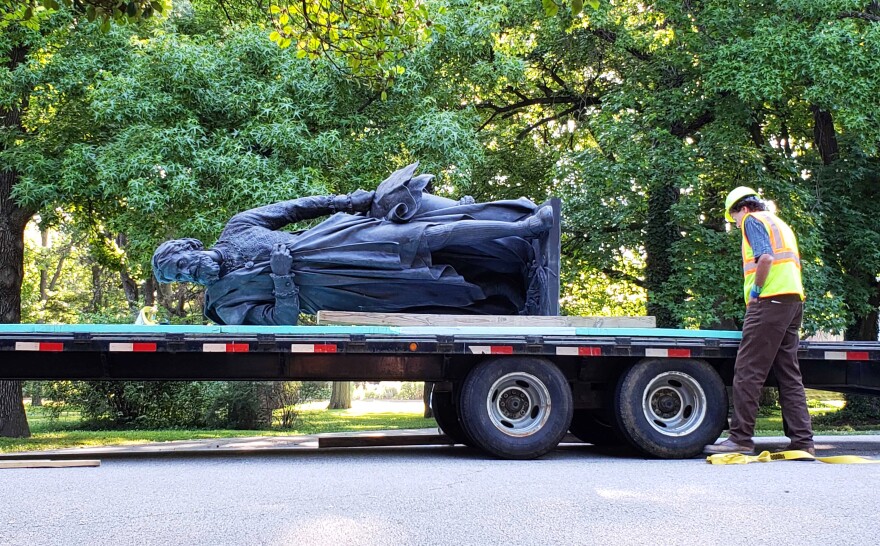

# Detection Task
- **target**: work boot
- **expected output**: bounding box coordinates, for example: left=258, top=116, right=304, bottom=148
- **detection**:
left=703, top=439, right=755, bottom=455
left=785, top=444, right=816, bottom=456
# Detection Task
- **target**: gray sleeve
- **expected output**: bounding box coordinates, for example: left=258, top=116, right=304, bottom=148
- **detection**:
left=225, top=196, right=337, bottom=233
left=744, top=216, right=773, bottom=260
left=240, top=274, right=301, bottom=325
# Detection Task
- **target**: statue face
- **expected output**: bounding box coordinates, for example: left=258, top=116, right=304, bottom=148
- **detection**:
left=180, top=251, right=221, bottom=285
left=153, top=241, right=220, bottom=285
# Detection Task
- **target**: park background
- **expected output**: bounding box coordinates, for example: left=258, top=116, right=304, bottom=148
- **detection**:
left=1, top=0, right=879, bottom=448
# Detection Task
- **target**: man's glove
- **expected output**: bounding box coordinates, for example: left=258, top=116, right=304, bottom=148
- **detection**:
left=750, top=285, right=762, bottom=300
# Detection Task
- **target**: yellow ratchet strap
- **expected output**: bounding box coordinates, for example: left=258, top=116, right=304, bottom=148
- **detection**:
left=707, top=450, right=880, bottom=465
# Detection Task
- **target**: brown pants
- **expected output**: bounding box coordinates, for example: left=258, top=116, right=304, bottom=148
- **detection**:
left=728, top=298, right=814, bottom=449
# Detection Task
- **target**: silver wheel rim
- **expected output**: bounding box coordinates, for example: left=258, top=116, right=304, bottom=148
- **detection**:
left=641, top=371, right=707, bottom=436
left=485, top=372, right=551, bottom=437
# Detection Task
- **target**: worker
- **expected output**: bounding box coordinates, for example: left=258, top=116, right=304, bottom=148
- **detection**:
left=704, top=187, right=815, bottom=455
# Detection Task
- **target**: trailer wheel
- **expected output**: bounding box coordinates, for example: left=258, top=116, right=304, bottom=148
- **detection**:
left=459, top=357, right=573, bottom=460
left=429, top=384, right=474, bottom=447
left=568, top=409, right=625, bottom=446
left=614, top=358, right=727, bottom=458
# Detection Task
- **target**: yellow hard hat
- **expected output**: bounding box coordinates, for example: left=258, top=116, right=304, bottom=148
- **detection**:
left=724, top=186, right=760, bottom=222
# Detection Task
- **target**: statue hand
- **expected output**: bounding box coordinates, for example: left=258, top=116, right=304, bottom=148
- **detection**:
left=349, top=189, right=375, bottom=212
left=270, top=243, right=293, bottom=276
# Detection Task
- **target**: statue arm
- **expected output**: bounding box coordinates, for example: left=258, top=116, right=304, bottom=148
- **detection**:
left=226, top=191, right=375, bottom=231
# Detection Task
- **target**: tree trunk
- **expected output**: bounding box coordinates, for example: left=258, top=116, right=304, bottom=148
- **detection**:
left=0, top=43, right=34, bottom=438
left=31, top=383, right=42, bottom=407
left=328, top=381, right=352, bottom=409
left=39, top=228, right=49, bottom=301
left=143, top=276, right=156, bottom=306
left=0, top=161, right=32, bottom=438
left=422, top=382, right=433, bottom=418
left=812, top=105, right=880, bottom=422
left=645, top=179, right=680, bottom=327
left=117, top=234, right=140, bottom=313
left=811, top=105, right=839, bottom=166
left=89, top=263, right=103, bottom=313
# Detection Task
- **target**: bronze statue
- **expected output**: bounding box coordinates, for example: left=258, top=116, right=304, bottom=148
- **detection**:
left=152, top=163, right=555, bottom=325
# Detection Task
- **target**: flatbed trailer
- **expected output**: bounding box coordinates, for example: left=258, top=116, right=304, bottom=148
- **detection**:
left=2, top=324, right=879, bottom=459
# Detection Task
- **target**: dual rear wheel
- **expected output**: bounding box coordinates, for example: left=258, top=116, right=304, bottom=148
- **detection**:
left=435, top=356, right=727, bottom=460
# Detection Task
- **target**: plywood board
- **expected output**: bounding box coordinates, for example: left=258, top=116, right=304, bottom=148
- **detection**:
left=319, top=434, right=455, bottom=448
left=0, top=459, right=100, bottom=469
left=317, top=311, right=656, bottom=328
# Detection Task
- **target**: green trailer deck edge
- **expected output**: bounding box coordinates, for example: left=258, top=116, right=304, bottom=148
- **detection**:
left=0, top=323, right=744, bottom=339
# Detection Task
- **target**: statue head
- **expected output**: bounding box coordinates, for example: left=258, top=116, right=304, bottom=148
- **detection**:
left=152, top=238, right=221, bottom=285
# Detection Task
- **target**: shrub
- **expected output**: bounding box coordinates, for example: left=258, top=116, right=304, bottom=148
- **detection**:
left=398, top=382, right=425, bottom=400
left=44, top=380, right=304, bottom=429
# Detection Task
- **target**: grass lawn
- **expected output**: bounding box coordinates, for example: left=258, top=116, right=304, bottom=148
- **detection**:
left=0, top=400, right=436, bottom=454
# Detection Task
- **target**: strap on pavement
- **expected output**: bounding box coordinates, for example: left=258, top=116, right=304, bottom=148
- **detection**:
left=707, top=450, right=880, bottom=465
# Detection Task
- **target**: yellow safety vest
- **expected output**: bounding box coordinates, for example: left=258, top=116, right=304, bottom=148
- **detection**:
left=740, top=211, right=805, bottom=305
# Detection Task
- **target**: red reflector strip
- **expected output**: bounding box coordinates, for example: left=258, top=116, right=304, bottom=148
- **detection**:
left=469, top=345, right=513, bottom=354
left=202, top=343, right=250, bottom=353
left=645, top=348, right=692, bottom=358
left=556, top=346, right=602, bottom=356
left=15, top=342, right=63, bottom=352
left=824, top=351, right=869, bottom=361
left=109, top=343, right=157, bottom=352
left=290, top=344, right=337, bottom=353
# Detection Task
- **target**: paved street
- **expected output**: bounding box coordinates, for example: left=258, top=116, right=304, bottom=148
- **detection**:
left=2, top=438, right=880, bottom=546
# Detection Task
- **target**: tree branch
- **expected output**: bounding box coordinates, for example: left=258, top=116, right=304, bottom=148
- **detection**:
left=670, top=110, right=715, bottom=138
left=838, top=11, right=880, bottom=22
left=589, top=28, right=652, bottom=61
left=602, top=267, right=647, bottom=289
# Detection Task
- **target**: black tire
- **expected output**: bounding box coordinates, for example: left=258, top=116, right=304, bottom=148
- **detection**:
left=568, top=409, right=626, bottom=446
left=429, top=384, right=474, bottom=447
left=614, top=358, right=728, bottom=458
left=459, top=356, right=573, bottom=460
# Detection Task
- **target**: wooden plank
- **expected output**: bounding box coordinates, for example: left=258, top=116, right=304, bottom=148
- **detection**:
left=319, top=434, right=455, bottom=448
left=317, top=311, right=656, bottom=328
left=0, top=459, right=100, bottom=469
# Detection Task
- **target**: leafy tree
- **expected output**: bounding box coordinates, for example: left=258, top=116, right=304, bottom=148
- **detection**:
left=417, top=0, right=877, bottom=335
left=1, top=4, right=482, bottom=436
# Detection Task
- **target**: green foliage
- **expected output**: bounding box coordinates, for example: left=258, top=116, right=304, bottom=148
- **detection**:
left=814, top=394, right=880, bottom=427
left=300, top=381, right=332, bottom=401
left=42, top=380, right=304, bottom=429
left=44, top=380, right=214, bottom=428
left=397, top=381, right=425, bottom=400
left=37, top=1, right=170, bottom=26
left=268, top=0, right=441, bottom=90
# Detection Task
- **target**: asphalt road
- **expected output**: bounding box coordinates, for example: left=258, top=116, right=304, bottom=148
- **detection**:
left=2, top=442, right=880, bottom=546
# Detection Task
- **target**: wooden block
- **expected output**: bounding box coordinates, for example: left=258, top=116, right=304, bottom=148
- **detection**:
left=318, top=434, right=455, bottom=448
left=316, top=311, right=656, bottom=328
left=0, top=459, right=101, bottom=469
